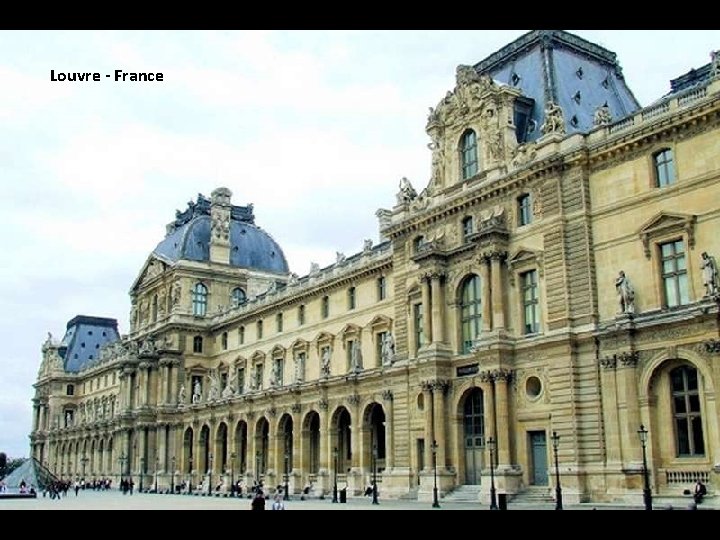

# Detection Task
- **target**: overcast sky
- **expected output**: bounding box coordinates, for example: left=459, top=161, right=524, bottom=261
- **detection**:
left=1, top=30, right=717, bottom=458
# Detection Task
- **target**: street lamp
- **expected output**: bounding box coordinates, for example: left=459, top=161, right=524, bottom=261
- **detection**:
left=371, top=444, right=379, bottom=505
left=638, top=424, right=652, bottom=511
left=171, top=456, right=176, bottom=495
left=118, top=454, right=127, bottom=483
left=188, top=456, right=194, bottom=494
left=208, top=452, right=214, bottom=495
left=139, top=456, right=145, bottom=493
left=551, top=431, right=563, bottom=510
left=431, top=440, right=440, bottom=508
left=80, top=454, right=89, bottom=479
left=332, top=447, right=339, bottom=503
left=230, top=452, right=236, bottom=497
left=487, top=437, right=498, bottom=510
left=284, top=439, right=290, bottom=501
left=154, top=455, right=159, bottom=493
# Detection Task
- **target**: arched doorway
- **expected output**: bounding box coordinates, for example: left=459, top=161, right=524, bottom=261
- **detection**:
left=462, top=387, right=485, bottom=484
left=255, top=418, right=269, bottom=477
left=234, top=421, right=248, bottom=474
left=303, top=411, right=320, bottom=475
left=98, top=439, right=105, bottom=475
left=365, top=403, right=386, bottom=473
left=333, top=407, right=352, bottom=475
left=199, top=425, right=210, bottom=474
left=183, top=427, right=194, bottom=475
left=279, top=414, right=294, bottom=480
left=216, top=422, right=228, bottom=473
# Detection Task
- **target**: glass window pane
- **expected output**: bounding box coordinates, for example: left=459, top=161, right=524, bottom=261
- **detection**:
left=676, top=255, right=686, bottom=271
left=661, top=243, right=672, bottom=257
left=674, top=396, right=687, bottom=414
left=670, top=368, right=684, bottom=392
left=692, top=416, right=705, bottom=455
left=676, top=418, right=690, bottom=455
left=689, top=394, right=700, bottom=413
left=686, top=367, right=698, bottom=390
left=678, top=274, right=689, bottom=305
left=665, top=278, right=677, bottom=307
left=662, top=259, right=674, bottom=273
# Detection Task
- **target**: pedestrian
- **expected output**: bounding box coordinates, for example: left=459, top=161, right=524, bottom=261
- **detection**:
left=251, top=490, right=266, bottom=511
left=271, top=494, right=285, bottom=510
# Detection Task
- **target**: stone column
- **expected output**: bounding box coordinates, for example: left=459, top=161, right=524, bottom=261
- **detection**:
left=430, top=273, right=446, bottom=343
left=32, top=404, right=39, bottom=431
left=490, top=252, right=506, bottom=330
left=423, top=384, right=434, bottom=470
left=617, top=360, right=642, bottom=466
left=158, top=361, right=168, bottom=405
left=319, top=403, right=330, bottom=473
left=494, top=371, right=511, bottom=466
left=157, top=424, right=167, bottom=472
left=483, top=376, right=497, bottom=450
left=421, top=276, right=433, bottom=344
left=382, top=391, right=394, bottom=469
left=480, top=256, right=492, bottom=332
left=600, top=360, right=622, bottom=465
left=432, top=382, right=447, bottom=469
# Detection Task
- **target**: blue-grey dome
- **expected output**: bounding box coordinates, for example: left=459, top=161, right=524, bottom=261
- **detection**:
left=152, top=194, right=288, bottom=274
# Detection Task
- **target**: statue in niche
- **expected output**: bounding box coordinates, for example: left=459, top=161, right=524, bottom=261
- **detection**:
left=321, top=347, right=331, bottom=377
left=541, top=101, right=565, bottom=135
left=615, top=270, right=636, bottom=315
left=208, top=370, right=221, bottom=401
left=381, top=333, right=396, bottom=366
left=701, top=251, right=719, bottom=297
left=177, top=383, right=186, bottom=405
left=294, top=353, right=305, bottom=384
left=349, top=340, right=363, bottom=372
left=222, top=371, right=236, bottom=399
left=192, top=380, right=202, bottom=404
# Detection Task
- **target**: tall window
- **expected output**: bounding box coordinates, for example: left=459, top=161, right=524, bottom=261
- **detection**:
left=237, top=368, right=245, bottom=394
left=221, top=332, right=228, bottom=350
left=254, top=364, right=263, bottom=390
left=521, top=270, right=539, bottom=334
left=462, top=216, right=474, bottom=239
left=193, top=336, right=203, bottom=353
left=192, top=283, right=208, bottom=316
left=239, top=326, right=245, bottom=345
left=322, top=296, right=330, bottom=319
left=274, top=358, right=284, bottom=387
left=413, top=303, right=424, bottom=350
left=413, top=236, right=425, bottom=253
left=152, top=295, right=158, bottom=322
left=461, top=275, right=482, bottom=353
left=298, top=305, right=306, bottom=326
left=518, top=194, right=532, bottom=226
left=660, top=240, right=689, bottom=307
left=66, top=384, right=74, bottom=396
left=231, top=287, right=246, bottom=307
left=257, top=320, right=263, bottom=340
left=348, top=287, right=356, bottom=310
left=654, top=149, right=675, bottom=187
left=460, top=129, right=478, bottom=180
left=377, top=277, right=387, bottom=301
left=276, top=313, right=283, bottom=333
left=671, top=365, right=704, bottom=456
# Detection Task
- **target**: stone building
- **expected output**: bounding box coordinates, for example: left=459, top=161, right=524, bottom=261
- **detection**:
left=30, top=30, right=720, bottom=504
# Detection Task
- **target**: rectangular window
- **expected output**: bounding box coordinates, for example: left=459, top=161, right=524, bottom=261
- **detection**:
left=376, top=331, right=387, bottom=367
left=276, top=313, right=283, bottom=333
left=298, top=305, right=306, bottom=326
left=660, top=240, right=689, bottom=307
left=518, top=194, right=532, bottom=226
left=348, top=287, right=356, bottom=310
left=239, top=326, right=245, bottom=345
left=254, top=364, right=263, bottom=390
left=193, top=336, right=203, bottom=353
left=257, top=320, right=263, bottom=340
left=521, top=270, right=540, bottom=334
left=414, top=303, right=424, bottom=350
left=346, top=340, right=355, bottom=370
left=221, top=372, right=228, bottom=389
left=274, top=358, right=284, bottom=387
left=237, top=368, right=245, bottom=395
left=462, top=216, right=473, bottom=239
left=221, top=332, right=228, bottom=350
left=66, top=384, right=74, bottom=396
left=322, top=296, right=330, bottom=319
left=377, top=277, right=387, bottom=301
left=655, top=149, right=675, bottom=187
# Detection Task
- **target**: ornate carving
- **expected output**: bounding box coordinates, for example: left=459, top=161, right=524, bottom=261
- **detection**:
left=397, top=177, right=418, bottom=204
left=267, top=406, right=277, bottom=417
left=511, top=143, right=537, bottom=168
left=593, top=102, right=613, bottom=126
left=701, top=252, right=719, bottom=297
left=177, top=384, right=186, bottom=405
left=492, top=369, right=513, bottom=382
left=615, top=271, right=636, bottom=315
left=618, top=351, right=640, bottom=367
left=541, top=101, right=565, bottom=135
left=381, top=389, right=393, bottom=401
left=704, top=340, right=720, bottom=354
left=363, top=238, right=373, bottom=254
left=711, top=50, right=720, bottom=78
left=381, top=332, right=396, bottom=366
left=335, top=252, right=347, bottom=266
left=347, top=394, right=360, bottom=406
left=309, top=262, right=320, bottom=277
left=318, top=398, right=329, bottom=410
left=291, top=403, right=302, bottom=414
left=192, top=379, right=202, bottom=404
left=599, top=356, right=617, bottom=370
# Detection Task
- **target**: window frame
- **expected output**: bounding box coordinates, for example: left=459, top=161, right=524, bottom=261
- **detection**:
left=659, top=239, right=690, bottom=308
left=653, top=148, right=676, bottom=188
left=460, top=129, right=479, bottom=180
left=192, top=282, right=208, bottom=317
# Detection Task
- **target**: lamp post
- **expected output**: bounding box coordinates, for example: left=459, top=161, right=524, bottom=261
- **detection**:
left=154, top=455, right=159, bottom=493
left=332, top=447, right=339, bottom=503
left=118, top=454, right=127, bottom=484
left=284, top=439, right=290, bottom=501
left=139, top=456, right=145, bottom=493
left=230, top=452, right=236, bottom=497
left=372, top=444, right=379, bottom=505
left=188, top=456, right=193, bottom=494
left=638, top=424, right=652, bottom=511
left=255, top=449, right=261, bottom=488
left=208, top=452, right=214, bottom=495
left=431, top=440, right=440, bottom=508
left=80, top=454, right=89, bottom=479
left=171, top=456, right=176, bottom=495
left=551, top=431, right=563, bottom=510
left=487, top=436, right=498, bottom=510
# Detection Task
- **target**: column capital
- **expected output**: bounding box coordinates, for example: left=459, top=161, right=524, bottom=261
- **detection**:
left=291, top=403, right=302, bottom=414
left=346, top=394, right=361, bottom=407
left=317, top=398, right=329, bottom=410
left=381, top=390, right=394, bottom=402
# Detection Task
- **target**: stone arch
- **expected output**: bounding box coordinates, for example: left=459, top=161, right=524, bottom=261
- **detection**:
left=278, top=413, right=294, bottom=477
left=362, top=402, right=386, bottom=472
left=199, top=424, right=211, bottom=474
left=215, top=422, right=229, bottom=472
left=234, top=420, right=248, bottom=474
left=255, top=417, right=270, bottom=476
left=453, top=382, right=487, bottom=485
left=182, top=426, right=194, bottom=474
left=639, top=348, right=715, bottom=399
left=331, top=406, right=352, bottom=474
left=302, top=410, right=321, bottom=475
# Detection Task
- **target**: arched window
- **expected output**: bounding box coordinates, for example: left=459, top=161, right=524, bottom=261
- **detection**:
left=462, top=216, right=474, bottom=239
left=460, top=275, right=482, bottom=353
left=192, top=283, right=208, bottom=317
left=460, top=129, right=478, bottom=180
left=231, top=287, right=246, bottom=307
left=654, top=148, right=675, bottom=187
left=671, top=365, right=704, bottom=456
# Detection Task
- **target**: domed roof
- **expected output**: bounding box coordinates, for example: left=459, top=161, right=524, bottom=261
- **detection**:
left=152, top=193, right=289, bottom=274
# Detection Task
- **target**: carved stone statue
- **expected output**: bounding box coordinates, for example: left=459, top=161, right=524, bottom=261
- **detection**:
left=269, top=362, right=281, bottom=388
left=288, top=272, right=299, bottom=286
left=222, top=371, right=236, bottom=399
left=335, top=252, right=346, bottom=266
left=65, top=411, right=72, bottom=428
left=381, top=333, right=396, bottom=366
left=321, top=347, right=331, bottom=377
left=541, top=101, right=566, bottom=135
left=208, top=370, right=220, bottom=401
left=428, top=138, right=445, bottom=184
left=711, top=50, right=720, bottom=78
left=171, top=282, right=181, bottom=307
left=349, top=340, right=363, bottom=372
left=615, top=270, right=635, bottom=314
left=309, top=262, right=320, bottom=277
left=397, top=177, right=418, bottom=204
left=294, top=353, right=305, bottom=384
left=701, top=251, right=719, bottom=296
left=363, top=239, right=373, bottom=254
left=192, top=380, right=202, bottom=404
left=177, top=384, right=186, bottom=405
left=593, top=102, right=613, bottom=126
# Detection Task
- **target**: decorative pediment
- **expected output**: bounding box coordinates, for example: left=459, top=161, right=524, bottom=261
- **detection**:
left=313, top=331, right=335, bottom=345
left=250, top=351, right=266, bottom=363
left=291, top=339, right=309, bottom=352
left=507, top=248, right=544, bottom=286
left=234, top=355, right=247, bottom=368
left=638, top=212, right=696, bottom=258
left=340, top=323, right=362, bottom=339
left=270, top=344, right=286, bottom=359
left=130, top=255, right=168, bottom=293
left=369, top=315, right=392, bottom=329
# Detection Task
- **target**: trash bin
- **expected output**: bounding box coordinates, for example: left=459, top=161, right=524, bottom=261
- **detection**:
left=340, top=488, right=347, bottom=503
left=498, top=493, right=508, bottom=511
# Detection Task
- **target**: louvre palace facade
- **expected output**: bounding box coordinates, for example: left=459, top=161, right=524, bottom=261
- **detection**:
left=30, top=30, right=720, bottom=504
